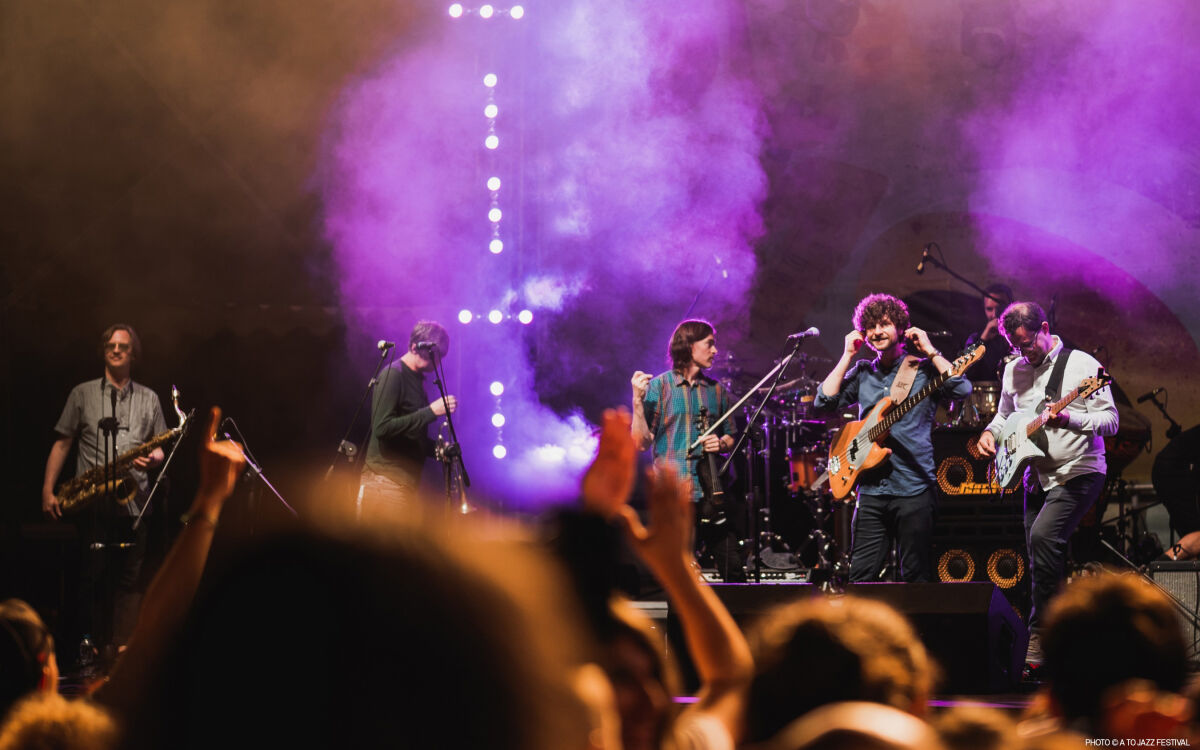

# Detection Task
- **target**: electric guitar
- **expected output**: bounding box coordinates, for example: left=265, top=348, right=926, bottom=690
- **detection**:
left=826, top=344, right=984, bottom=501
left=990, top=368, right=1112, bottom=489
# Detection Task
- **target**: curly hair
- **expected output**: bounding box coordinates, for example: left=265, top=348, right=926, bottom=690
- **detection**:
left=853, top=294, right=910, bottom=334
left=667, top=319, right=714, bottom=371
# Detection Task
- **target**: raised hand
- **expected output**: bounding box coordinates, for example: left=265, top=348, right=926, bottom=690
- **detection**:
left=616, top=463, right=694, bottom=573
left=580, top=408, right=636, bottom=519
left=631, top=371, right=652, bottom=402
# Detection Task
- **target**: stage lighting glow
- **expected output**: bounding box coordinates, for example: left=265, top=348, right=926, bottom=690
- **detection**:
left=480, top=4, right=494, bottom=18
left=510, top=5, right=524, bottom=19
left=448, top=3, right=463, bottom=17
left=491, top=413, right=506, bottom=427
left=488, top=208, right=502, bottom=222
left=457, top=309, right=473, bottom=324
left=484, top=103, right=498, bottom=118
left=490, top=381, right=504, bottom=396
left=485, top=134, right=499, bottom=150
left=492, top=444, right=507, bottom=459
left=488, top=309, right=504, bottom=324
left=533, top=444, right=566, bottom=464
left=483, top=73, right=497, bottom=88
left=489, top=239, right=504, bottom=254
left=517, top=309, right=533, bottom=324
left=487, top=176, right=501, bottom=191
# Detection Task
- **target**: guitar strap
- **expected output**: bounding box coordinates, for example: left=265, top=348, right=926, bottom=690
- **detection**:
left=888, top=355, right=922, bottom=403
left=1044, top=347, right=1075, bottom=403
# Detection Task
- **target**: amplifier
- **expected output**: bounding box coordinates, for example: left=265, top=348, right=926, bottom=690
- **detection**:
left=1147, top=561, right=1200, bottom=650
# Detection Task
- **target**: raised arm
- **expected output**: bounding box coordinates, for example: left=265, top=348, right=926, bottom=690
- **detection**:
left=616, top=465, right=753, bottom=736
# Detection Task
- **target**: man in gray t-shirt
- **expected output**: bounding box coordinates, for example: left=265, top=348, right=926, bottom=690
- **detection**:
left=41, top=324, right=166, bottom=649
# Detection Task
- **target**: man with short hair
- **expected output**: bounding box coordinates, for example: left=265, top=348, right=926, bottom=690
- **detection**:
left=41, top=324, right=167, bottom=650
left=813, top=293, right=971, bottom=583
left=359, top=320, right=457, bottom=517
left=963, top=282, right=1014, bottom=382
left=977, top=301, right=1118, bottom=669
left=631, top=319, right=743, bottom=579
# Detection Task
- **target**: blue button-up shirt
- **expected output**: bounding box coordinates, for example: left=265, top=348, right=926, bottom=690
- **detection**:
left=641, top=370, right=734, bottom=501
left=813, top=356, right=971, bottom=497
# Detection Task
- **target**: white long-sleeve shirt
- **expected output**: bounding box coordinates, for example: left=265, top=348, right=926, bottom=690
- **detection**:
left=985, top=336, right=1119, bottom=490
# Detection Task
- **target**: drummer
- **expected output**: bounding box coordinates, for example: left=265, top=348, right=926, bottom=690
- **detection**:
left=963, top=283, right=1013, bottom=382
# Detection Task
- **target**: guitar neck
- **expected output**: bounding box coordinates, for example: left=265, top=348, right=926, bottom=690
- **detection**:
left=1025, top=385, right=1082, bottom=438
left=869, top=367, right=951, bottom=440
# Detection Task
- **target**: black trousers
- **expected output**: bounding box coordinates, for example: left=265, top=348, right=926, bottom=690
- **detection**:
left=1023, top=471, right=1106, bottom=631
left=849, top=489, right=935, bottom=583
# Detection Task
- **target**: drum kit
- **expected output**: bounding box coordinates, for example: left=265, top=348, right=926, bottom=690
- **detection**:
left=707, top=349, right=1013, bottom=582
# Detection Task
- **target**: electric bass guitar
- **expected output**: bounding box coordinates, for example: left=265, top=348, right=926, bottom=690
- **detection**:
left=990, top=368, right=1112, bottom=489
left=826, top=344, right=984, bottom=501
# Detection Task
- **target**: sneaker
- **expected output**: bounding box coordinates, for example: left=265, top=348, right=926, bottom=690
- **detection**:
left=1025, top=631, right=1044, bottom=666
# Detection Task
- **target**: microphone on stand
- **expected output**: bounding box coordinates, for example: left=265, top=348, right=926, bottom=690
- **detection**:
left=787, top=327, right=820, bottom=340
left=1136, top=387, right=1164, bottom=404
left=377, top=340, right=395, bottom=351
left=916, top=244, right=930, bottom=275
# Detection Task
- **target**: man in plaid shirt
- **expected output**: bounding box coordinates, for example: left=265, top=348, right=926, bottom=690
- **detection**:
left=631, top=319, right=744, bottom=580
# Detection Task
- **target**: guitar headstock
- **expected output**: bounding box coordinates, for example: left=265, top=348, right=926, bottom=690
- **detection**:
left=1078, top=367, right=1114, bottom=400
left=949, top=342, right=986, bottom=376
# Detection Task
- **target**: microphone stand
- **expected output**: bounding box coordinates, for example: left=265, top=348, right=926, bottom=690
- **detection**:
left=223, top=418, right=297, bottom=517
left=918, top=242, right=996, bottom=301
left=324, top=345, right=394, bottom=481
left=426, top=347, right=470, bottom=513
left=691, top=335, right=812, bottom=582
left=132, top=409, right=195, bottom=531
left=1144, top=391, right=1183, bottom=440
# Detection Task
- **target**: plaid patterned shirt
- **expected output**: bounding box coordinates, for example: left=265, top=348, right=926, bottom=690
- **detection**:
left=641, top=370, right=734, bottom=500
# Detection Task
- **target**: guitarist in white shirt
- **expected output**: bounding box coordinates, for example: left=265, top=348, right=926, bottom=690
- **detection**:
left=976, top=301, right=1118, bottom=672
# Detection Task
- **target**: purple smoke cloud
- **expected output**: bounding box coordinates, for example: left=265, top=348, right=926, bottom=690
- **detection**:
left=319, top=0, right=766, bottom=508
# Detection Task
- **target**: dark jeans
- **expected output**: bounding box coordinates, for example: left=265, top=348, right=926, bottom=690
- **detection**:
left=849, top=489, right=935, bottom=582
left=1024, top=471, right=1106, bottom=631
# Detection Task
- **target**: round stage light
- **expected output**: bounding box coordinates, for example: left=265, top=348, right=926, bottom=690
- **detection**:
left=488, top=208, right=502, bottom=222
left=491, top=413, right=506, bottom=427
left=487, top=176, right=501, bottom=191
left=483, top=73, right=497, bottom=88
left=489, top=239, right=504, bottom=254
left=517, top=309, right=533, bottom=324
left=492, top=444, right=506, bottom=459
left=485, top=134, right=499, bottom=150
left=457, top=309, right=473, bottom=324
left=490, top=381, right=504, bottom=396
left=448, top=3, right=463, bottom=18
left=511, top=5, right=524, bottom=19
left=480, top=5, right=494, bottom=19
left=484, top=103, right=498, bottom=119
left=488, top=309, right=503, bottom=324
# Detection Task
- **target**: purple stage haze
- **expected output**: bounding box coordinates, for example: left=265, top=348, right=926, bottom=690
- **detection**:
left=320, top=1, right=766, bottom=508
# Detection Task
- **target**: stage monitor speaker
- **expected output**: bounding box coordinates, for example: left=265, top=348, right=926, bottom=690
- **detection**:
left=1147, top=560, right=1200, bottom=650
left=676, top=582, right=1026, bottom=694
left=934, top=542, right=1030, bottom=622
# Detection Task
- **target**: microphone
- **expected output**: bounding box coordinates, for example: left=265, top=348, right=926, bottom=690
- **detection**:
left=786, top=327, right=820, bottom=340
left=916, top=245, right=930, bottom=275
left=377, top=340, right=395, bottom=351
left=1136, top=387, right=1164, bottom=404
left=414, top=341, right=438, bottom=351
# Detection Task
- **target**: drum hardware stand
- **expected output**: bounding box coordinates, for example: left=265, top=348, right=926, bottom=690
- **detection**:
left=324, top=342, right=395, bottom=482
left=693, top=331, right=816, bottom=582
left=222, top=418, right=297, bottom=517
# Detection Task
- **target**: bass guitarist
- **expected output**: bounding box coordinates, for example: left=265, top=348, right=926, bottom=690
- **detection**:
left=631, top=319, right=745, bottom=580
left=813, top=293, right=971, bottom=583
left=976, top=301, right=1117, bottom=673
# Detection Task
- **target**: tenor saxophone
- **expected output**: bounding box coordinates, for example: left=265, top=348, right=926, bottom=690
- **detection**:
left=57, top=386, right=190, bottom=515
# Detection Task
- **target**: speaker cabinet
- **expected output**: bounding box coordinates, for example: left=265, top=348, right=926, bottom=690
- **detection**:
left=1147, top=560, right=1200, bottom=649
left=672, top=582, right=1027, bottom=694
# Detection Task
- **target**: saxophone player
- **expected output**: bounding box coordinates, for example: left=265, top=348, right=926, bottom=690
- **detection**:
left=41, top=324, right=167, bottom=652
